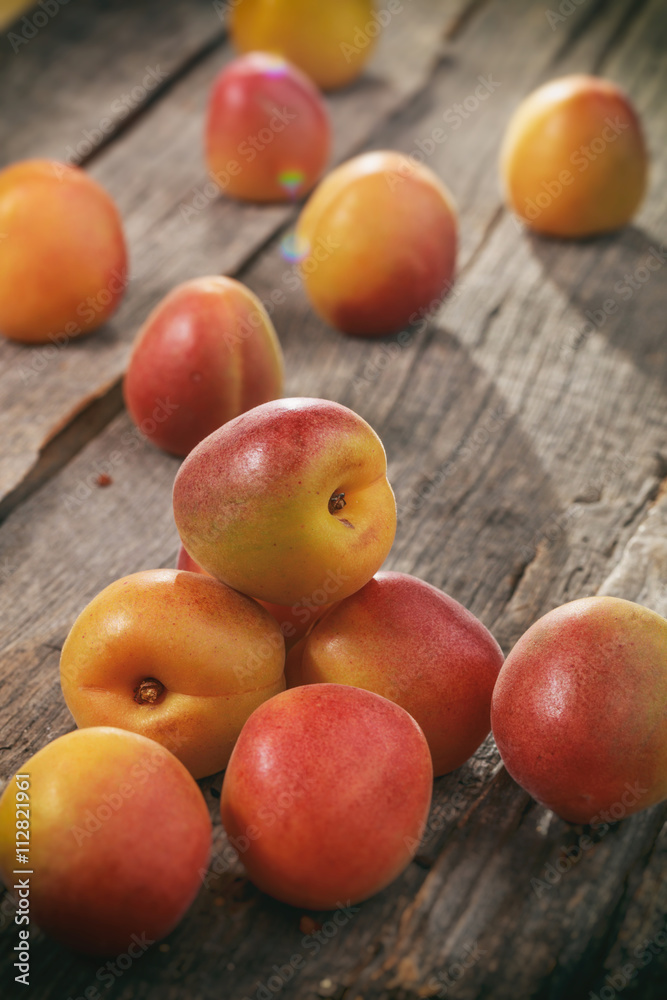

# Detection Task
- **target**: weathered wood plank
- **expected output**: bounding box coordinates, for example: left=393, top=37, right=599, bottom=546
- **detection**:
left=0, top=0, right=471, bottom=520
left=0, top=0, right=225, bottom=168
left=1, top=0, right=666, bottom=997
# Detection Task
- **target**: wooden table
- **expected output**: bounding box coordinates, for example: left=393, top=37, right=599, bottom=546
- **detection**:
left=1, top=1, right=666, bottom=997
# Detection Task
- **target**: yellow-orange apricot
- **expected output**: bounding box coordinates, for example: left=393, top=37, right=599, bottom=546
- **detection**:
left=0, top=728, right=211, bottom=954
left=0, top=159, right=127, bottom=343
left=173, top=398, right=397, bottom=606
left=176, top=544, right=331, bottom=649
left=296, top=151, right=457, bottom=337
left=500, top=75, right=648, bottom=237
left=230, top=0, right=377, bottom=91
left=60, top=569, right=285, bottom=778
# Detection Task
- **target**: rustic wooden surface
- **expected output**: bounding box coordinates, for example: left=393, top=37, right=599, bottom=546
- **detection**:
left=1, top=0, right=666, bottom=998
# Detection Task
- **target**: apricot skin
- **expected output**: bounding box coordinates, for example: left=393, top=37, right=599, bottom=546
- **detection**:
left=124, top=276, right=284, bottom=456
left=173, top=398, right=397, bottom=607
left=491, top=597, right=667, bottom=823
left=0, top=728, right=211, bottom=955
left=0, top=159, right=127, bottom=343
left=296, top=151, right=458, bottom=336
left=176, top=544, right=331, bottom=648
left=221, top=684, right=433, bottom=909
left=206, top=52, right=331, bottom=203
left=500, top=75, right=648, bottom=237
left=286, top=571, right=504, bottom=775
left=60, top=569, right=285, bottom=779
left=230, top=0, right=376, bottom=91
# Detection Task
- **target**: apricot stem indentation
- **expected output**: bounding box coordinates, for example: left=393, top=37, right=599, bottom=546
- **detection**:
left=329, top=492, right=346, bottom=514
left=134, top=678, right=165, bottom=705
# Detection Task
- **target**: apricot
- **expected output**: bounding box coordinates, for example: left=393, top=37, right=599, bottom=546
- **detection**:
left=124, top=276, right=284, bottom=456
left=500, top=75, right=648, bottom=237
left=176, top=544, right=330, bottom=649
left=173, top=397, right=397, bottom=606
left=229, top=0, right=377, bottom=91
left=491, top=597, right=667, bottom=823
left=0, top=159, right=127, bottom=343
left=221, top=684, right=433, bottom=908
left=296, top=151, right=458, bottom=336
left=0, top=727, right=211, bottom=954
left=286, top=571, right=504, bottom=775
left=206, top=52, right=331, bottom=203
left=60, top=569, right=285, bottom=779
left=176, top=543, right=209, bottom=576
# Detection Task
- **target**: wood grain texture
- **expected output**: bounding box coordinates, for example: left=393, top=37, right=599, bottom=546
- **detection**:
left=0, top=0, right=225, bottom=168
left=0, top=0, right=470, bottom=518
left=0, top=0, right=666, bottom=998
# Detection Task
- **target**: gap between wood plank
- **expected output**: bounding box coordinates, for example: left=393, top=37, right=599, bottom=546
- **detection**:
left=77, top=30, right=227, bottom=172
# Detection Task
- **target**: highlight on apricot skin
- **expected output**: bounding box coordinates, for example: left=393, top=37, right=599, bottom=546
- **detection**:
left=500, top=75, right=648, bottom=237
left=173, top=397, right=397, bottom=607
left=295, top=150, right=458, bottom=337
left=206, top=52, right=331, bottom=203
left=491, top=596, right=667, bottom=824
left=229, top=0, right=378, bottom=91
left=0, top=727, right=212, bottom=955
left=0, top=159, right=127, bottom=344
left=221, top=684, right=433, bottom=909
left=59, top=569, right=286, bottom=779
left=176, top=543, right=332, bottom=648
left=285, top=571, right=504, bottom=776
left=124, top=276, right=284, bottom=457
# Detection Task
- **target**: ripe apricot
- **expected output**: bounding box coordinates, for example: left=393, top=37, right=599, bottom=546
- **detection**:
left=501, top=75, right=648, bottom=237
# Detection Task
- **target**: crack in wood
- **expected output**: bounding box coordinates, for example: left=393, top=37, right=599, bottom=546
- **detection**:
left=505, top=550, right=537, bottom=602
left=621, top=476, right=662, bottom=529
left=0, top=380, right=124, bottom=525
left=63, top=34, right=227, bottom=174
left=443, top=0, right=491, bottom=41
